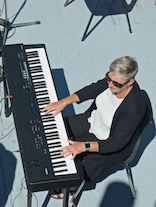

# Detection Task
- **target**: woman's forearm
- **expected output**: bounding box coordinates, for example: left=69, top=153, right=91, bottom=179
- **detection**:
left=61, top=94, right=80, bottom=106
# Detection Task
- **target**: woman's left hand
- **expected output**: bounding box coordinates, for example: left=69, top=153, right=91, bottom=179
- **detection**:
left=61, top=139, right=86, bottom=160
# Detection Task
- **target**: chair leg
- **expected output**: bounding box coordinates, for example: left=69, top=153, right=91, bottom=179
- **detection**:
left=124, top=163, right=136, bottom=199
left=81, top=0, right=101, bottom=41
left=70, top=179, right=86, bottom=204
left=122, top=0, right=132, bottom=33
left=64, top=0, right=70, bottom=7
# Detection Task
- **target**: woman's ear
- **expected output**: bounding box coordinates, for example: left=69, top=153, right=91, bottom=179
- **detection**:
left=128, top=78, right=135, bottom=86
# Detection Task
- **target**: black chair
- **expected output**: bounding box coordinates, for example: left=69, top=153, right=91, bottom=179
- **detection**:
left=64, top=0, right=132, bottom=41
left=70, top=90, right=153, bottom=204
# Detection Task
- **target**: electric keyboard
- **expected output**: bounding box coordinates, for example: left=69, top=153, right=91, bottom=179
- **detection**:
left=2, top=44, right=81, bottom=192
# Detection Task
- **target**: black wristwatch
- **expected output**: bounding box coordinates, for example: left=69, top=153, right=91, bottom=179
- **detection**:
left=85, top=142, right=90, bottom=152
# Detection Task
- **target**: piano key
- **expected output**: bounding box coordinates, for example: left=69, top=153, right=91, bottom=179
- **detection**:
left=50, top=155, right=65, bottom=160
left=34, top=84, right=47, bottom=89
left=50, top=151, right=62, bottom=156
left=46, top=136, right=60, bottom=141
left=45, top=134, right=59, bottom=138
left=44, top=130, right=58, bottom=135
left=47, top=139, right=61, bottom=144
left=29, top=65, right=42, bottom=70
left=53, top=163, right=67, bottom=168
left=40, top=116, right=54, bottom=121
left=52, top=160, right=66, bottom=165
left=49, top=145, right=62, bottom=149
left=31, top=74, right=45, bottom=80
left=38, top=104, right=49, bottom=109
left=28, top=59, right=41, bottom=65
left=36, top=96, right=50, bottom=104
left=35, top=89, right=48, bottom=94
left=26, top=50, right=39, bottom=58
left=31, top=71, right=44, bottom=76
left=49, top=147, right=62, bottom=153
left=37, top=99, right=50, bottom=104
left=36, top=96, right=50, bottom=100
left=41, top=117, right=55, bottom=123
left=43, top=125, right=57, bottom=130
left=30, top=67, right=43, bottom=74
left=54, top=169, right=68, bottom=174
left=48, top=141, right=61, bottom=145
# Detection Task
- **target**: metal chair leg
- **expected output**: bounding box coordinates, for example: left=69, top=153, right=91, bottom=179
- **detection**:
left=124, top=163, right=136, bottom=199
left=70, top=179, right=86, bottom=204
left=122, top=0, right=132, bottom=33
left=64, top=0, right=70, bottom=7
left=81, top=0, right=101, bottom=41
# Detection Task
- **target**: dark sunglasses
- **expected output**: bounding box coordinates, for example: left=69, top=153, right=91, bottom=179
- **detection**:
left=105, top=72, right=130, bottom=88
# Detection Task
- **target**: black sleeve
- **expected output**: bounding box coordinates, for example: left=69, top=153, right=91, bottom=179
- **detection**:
left=75, top=78, right=108, bottom=103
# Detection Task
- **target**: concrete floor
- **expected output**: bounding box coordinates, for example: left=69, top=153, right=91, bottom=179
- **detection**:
left=0, top=0, right=156, bottom=206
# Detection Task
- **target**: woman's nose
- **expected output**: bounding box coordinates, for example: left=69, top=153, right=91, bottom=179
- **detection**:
left=108, top=81, right=114, bottom=87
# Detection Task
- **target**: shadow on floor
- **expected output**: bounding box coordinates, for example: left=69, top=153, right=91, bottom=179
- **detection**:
left=0, top=143, right=17, bottom=207
left=99, top=182, right=135, bottom=207
left=83, top=0, right=137, bottom=39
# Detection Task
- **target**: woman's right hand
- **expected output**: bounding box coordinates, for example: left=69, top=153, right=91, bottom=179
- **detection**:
left=41, top=101, right=65, bottom=116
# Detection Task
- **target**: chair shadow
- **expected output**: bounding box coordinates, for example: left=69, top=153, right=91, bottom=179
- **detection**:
left=0, top=143, right=17, bottom=207
left=83, top=0, right=137, bottom=39
left=99, top=182, right=135, bottom=207
left=73, top=120, right=155, bottom=206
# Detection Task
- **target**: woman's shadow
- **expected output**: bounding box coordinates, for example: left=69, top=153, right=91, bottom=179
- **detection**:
left=0, top=143, right=17, bottom=207
left=82, top=0, right=137, bottom=40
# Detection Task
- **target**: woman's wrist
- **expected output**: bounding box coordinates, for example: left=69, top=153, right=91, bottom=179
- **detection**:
left=61, top=99, right=66, bottom=108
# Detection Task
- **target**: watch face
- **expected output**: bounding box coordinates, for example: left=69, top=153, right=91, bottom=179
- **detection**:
left=85, top=142, right=90, bottom=151
left=85, top=143, right=90, bottom=148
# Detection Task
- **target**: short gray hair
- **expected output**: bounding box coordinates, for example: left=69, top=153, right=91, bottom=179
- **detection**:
left=109, top=56, right=138, bottom=81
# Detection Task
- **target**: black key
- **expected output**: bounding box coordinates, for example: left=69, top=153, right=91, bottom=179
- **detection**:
left=53, top=163, right=67, bottom=167
left=37, top=96, right=50, bottom=101
left=30, top=65, right=42, bottom=71
left=45, top=131, right=58, bottom=135
left=31, top=74, right=45, bottom=80
left=47, top=137, right=60, bottom=141
left=38, top=101, right=50, bottom=106
left=34, top=84, right=47, bottom=89
left=53, top=160, right=66, bottom=165
left=30, top=68, right=43, bottom=73
left=51, top=155, right=64, bottom=160
left=41, top=116, right=55, bottom=122
left=28, top=59, right=41, bottom=65
left=26, top=51, right=39, bottom=58
left=48, top=144, right=62, bottom=149
left=54, top=169, right=68, bottom=173
left=35, top=90, right=49, bottom=96
left=44, top=125, right=57, bottom=130
left=50, top=150, right=62, bottom=154
left=50, top=151, right=62, bottom=156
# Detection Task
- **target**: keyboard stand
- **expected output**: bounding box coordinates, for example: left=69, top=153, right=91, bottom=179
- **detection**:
left=0, top=0, right=40, bottom=47
left=27, top=188, right=70, bottom=207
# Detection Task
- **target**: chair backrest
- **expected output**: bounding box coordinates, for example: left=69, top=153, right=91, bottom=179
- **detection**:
left=124, top=90, right=153, bottom=164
